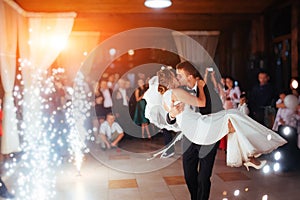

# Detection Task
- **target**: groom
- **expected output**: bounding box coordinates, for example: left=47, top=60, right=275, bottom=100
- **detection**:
left=167, top=61, right=223, bottom=200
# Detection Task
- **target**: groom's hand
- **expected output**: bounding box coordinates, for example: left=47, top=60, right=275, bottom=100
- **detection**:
left=197, top=79, right=206, bottom=88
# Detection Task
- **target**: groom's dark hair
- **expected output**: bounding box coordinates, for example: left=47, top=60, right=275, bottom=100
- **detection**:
left=176, top=61, right=201, bottom=79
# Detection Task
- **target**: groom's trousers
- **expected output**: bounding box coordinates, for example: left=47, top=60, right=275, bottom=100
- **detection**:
left=182, top=136, right=219, bottom=200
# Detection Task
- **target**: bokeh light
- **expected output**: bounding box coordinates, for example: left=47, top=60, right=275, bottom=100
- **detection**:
left=274, top=151, right=281, bottom=161
left=263, top=165, right=271, bottom=174
left=273, top=163, right=280, bottom=172
left=234, top=189, right=240, bottom=196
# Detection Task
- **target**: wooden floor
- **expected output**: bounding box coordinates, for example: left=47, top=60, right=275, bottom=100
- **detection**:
left=1, top=134, right=300, bottom=200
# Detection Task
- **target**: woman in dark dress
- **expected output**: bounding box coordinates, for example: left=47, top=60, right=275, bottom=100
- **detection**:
left=133, top=79, right=151, bottom=139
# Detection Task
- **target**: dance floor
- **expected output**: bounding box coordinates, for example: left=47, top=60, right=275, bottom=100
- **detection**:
left=2, top=134, right=300, bottom=200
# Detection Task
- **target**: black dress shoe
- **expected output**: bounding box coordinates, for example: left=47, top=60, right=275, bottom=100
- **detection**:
left=0, top=190, right=15, bottom=199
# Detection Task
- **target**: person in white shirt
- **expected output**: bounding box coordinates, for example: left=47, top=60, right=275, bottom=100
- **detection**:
left=237, top=93, right=250, bottom=115
left=99, top=113, right=124, bottom=150
left=115, top=78, right=129, bottom=107
left=100, top=80, right=113, bottom=115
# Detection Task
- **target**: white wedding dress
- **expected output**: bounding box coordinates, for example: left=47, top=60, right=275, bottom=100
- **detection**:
left=143, top=76, right=287, bottom=167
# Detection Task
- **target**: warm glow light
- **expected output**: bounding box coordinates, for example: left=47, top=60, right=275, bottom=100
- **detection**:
left=51, top=36, right=67, bottom=50
left=128, top=49, right=135, bottom=56
left=144, top=0, right=172, bottom=8
left=290, top=79, right=299, bottom=89
left=83, top=51, right=88, bottom=56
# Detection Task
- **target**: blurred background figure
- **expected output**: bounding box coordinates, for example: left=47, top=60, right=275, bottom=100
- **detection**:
left=99, top=79, right=113, bottom=118
left=223, top=76, right=241, bottom=109
left=272, top=90, right=296, bottom=132
left=237, top=92, right=250, bottom=115
left=203, top=67, right=225, bottom=103
left=249, top=71, right=276, bottom=127
left=94, top=80, right=105, bottom=124
left=133, top=79, right=151, bottom=139
left=219, top=76, right=241, bottom=151
left=0, top=98, right=2, bottom=143
left=113, top=78, right=131, bottom=136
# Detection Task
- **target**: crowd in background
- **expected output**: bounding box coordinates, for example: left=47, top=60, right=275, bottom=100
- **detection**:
left=90, top=67, right=300, bottom=152
left=92, top=71, right=155, bottom=149
left=1, top=65, right=298, bottom=154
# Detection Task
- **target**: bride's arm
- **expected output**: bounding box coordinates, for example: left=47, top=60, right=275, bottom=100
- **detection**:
left=171, top=80, right=206, bottom=107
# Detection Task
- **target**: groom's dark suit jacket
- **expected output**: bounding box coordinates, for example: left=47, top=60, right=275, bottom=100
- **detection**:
left=199, top=83, right=224, bottom=114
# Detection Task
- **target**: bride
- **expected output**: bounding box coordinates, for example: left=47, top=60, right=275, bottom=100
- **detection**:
left=143, top=67, right=287, bottom=170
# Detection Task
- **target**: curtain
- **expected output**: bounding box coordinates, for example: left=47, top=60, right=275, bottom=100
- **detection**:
left=0, top=0, right=76, bottom=153
left=19, top=16, right=75, bottom=86
left=0, top=0, right=20, bottom=154
left=172, top=31, right=220, bottom=68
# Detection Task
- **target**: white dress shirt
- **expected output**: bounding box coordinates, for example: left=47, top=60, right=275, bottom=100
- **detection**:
left=99, top=121, right=123, bottom=140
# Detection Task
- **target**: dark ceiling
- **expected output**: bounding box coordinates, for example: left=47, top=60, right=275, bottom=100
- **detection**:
left=14, top=0, right=283, bottom=35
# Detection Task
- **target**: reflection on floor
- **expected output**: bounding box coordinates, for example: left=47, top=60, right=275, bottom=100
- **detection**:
left=2, top=134, right=300, bottom=200
left=216, top=171, right=250, bottom=182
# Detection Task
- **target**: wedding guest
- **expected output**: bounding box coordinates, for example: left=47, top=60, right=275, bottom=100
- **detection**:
left=99, top=113, right=124, bottom=150
left=133, top=79, right=151, bottom=139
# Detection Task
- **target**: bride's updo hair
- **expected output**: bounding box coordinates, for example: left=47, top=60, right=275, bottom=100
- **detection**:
left=157, top=66, right=177, bottom=94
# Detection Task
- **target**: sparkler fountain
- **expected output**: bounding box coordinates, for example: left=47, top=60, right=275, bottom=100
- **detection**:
left=8, top=62, right=90, bottom=199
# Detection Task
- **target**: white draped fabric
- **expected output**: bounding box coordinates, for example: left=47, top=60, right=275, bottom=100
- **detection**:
left=172, top=31, right=220, bottom=67
left=19, top=16, right=75, bottom=86
left=0, top=0, right=20, bottom=154
left=0, top=0, right=76, bottom=153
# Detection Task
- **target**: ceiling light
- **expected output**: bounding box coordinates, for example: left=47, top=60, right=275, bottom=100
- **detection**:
left=144, top=0, right=172, bottom=9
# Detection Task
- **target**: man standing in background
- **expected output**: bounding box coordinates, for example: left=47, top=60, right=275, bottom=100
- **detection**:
left=248, top=71, right=276, bottom=127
